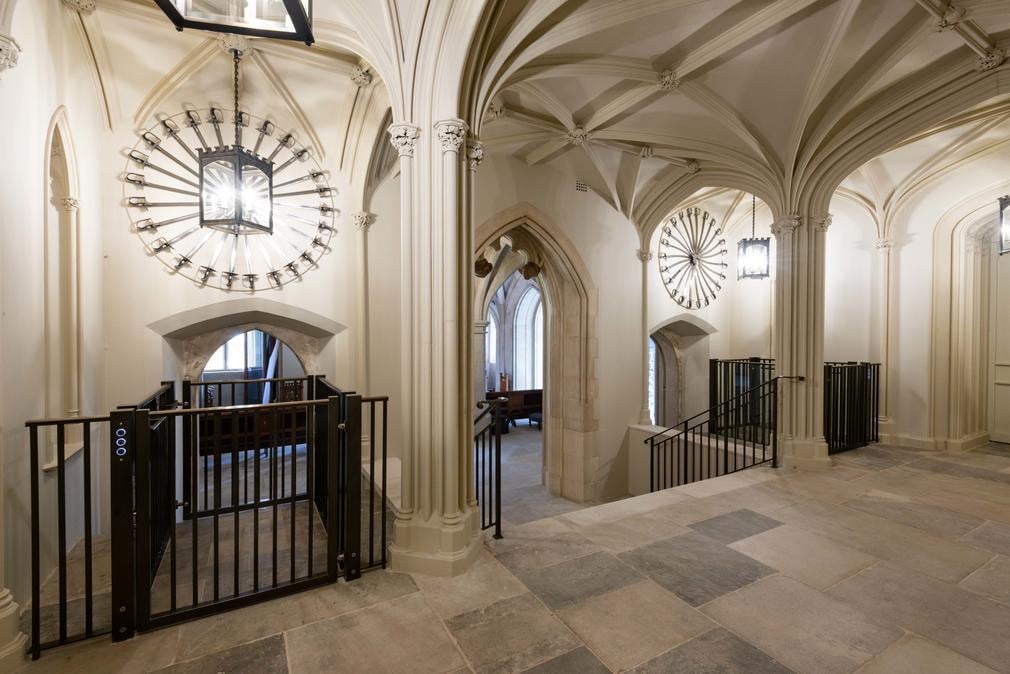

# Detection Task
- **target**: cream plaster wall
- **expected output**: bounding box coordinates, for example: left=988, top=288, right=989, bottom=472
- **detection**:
left=0, top=0, right=108, bottom=604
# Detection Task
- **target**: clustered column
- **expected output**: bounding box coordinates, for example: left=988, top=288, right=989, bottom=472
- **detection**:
left=637, top=247, right=654, bottom=425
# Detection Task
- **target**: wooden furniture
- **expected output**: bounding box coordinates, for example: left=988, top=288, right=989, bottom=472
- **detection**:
left=486, top=389, right=542, bottom=426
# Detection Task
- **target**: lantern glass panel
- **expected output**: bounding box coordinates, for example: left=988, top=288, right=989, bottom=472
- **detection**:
left=201, top=157, right=238, bottom=222
left=737, top=238, right=770, bottom=279
left=1000, top=195, right=1010, bottom=256
left=239, top=160, right=272, bottom=229
left=170, top=0, right=306, bottom=33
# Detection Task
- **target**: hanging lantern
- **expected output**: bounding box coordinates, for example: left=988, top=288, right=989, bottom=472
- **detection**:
left=737, top=194, right=770, bottom=279
left=199, top=50, right=274, bottom=236
left=1000, top=195, right=1010, bottom=256
left=154, top=0, right=314, bottom=45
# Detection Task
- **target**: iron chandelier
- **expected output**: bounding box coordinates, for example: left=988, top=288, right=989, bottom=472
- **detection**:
left=737, top=194, right=770, bottom=280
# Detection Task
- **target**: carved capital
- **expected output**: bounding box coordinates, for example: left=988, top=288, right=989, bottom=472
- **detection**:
left=387, top=123, right=421, bottom=158
left=936, top=4, right=965, bottom=31
left=59, top=197, right=80, bottom=212
left=684, top=159, right=700, bottom=174
left=216, top=33, right=251, bottom=55
left=466, top=138, right=485, bottom=171
left=0, top=34, right=21, bottom=74
left=636, top=248, right=653, bottom=263
left=434, top=119, right=468, bottom=154
left=811, top=214, right=832, bottom=232
left=770, top=215, right=801, bottom=237
left=874, top=237, right=893, bottom=250
left=640, top=145, right=653, bottom=159
left=62, top=0, right=97, bottom=12
left=353, top=212, right=375, bottom=231
left=566, top=126, right=590, bottom=146
left=977, top=47, right=1006, bottom=71
left=350, top=64, right=373, bottom=88
left=657, top=68, right=680, bottom=91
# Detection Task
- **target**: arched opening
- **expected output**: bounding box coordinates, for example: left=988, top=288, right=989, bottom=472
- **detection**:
left=43, top=111, right=82, bottom=465
left=648, top=331, right=681, bottom=428
left=475, top=202, right=598, bottom=506
left=198, top=328, right=307, bottom=406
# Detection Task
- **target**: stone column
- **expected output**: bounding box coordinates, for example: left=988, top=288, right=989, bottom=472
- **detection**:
left=466, top=138, right=485, bottom=509
left=874, top=237, right=893, bottom=427
left=387, top=122, right=420, bottom=535
left=637, top=247, right=654, bottom=425
left=353, top=212, right=376, bottom=395
left=59, top=197, right=81, bottom=419
left=772, top=213, right=832, bottom=470
left=387, top=120, right=481, bottom=575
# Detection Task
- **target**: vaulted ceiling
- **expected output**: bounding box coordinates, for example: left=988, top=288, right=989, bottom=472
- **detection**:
left=469, top=0, right=1010, bottom=233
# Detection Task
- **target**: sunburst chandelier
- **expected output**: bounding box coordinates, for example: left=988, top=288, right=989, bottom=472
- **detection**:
left=123, top=49, right=336, bottom=292
left=658, top=207, right=728, bottom=309
left=737, top=195, right=770, bottom=280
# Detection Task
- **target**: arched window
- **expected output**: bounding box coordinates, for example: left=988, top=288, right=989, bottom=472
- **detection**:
left=648, top=337, right=658, bottom=425
left=486, top=314, right=498, bottom=367
left=513, top=286, right=543, bottom=390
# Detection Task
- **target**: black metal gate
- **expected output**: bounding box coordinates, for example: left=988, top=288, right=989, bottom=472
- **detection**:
left=474, top=398, right=504, bottom=539
left=824, top=362, right=880, bottom=454
left=109, top=385, right=361, bottom=641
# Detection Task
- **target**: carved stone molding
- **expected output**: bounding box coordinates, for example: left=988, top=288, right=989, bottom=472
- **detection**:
left=566, top=126, right=589, bottom=146
left=874, top=238, right=893, bottom=250
left=216, top=33, right=251, bottom=55
left=770, top=215, right=801, bottom=236
left=387, top=123, right=421, bottom=158
left=484, top=98, right=505, bottom=123
left=636, top=248, right=653, bottom=263
left=657, top=68, right=680, bottom=91
left=936, top=3, right=965, bottom=31
left=350, top=65, right=373, bottom=88
left=684, top=159, right=700, bottom=174
left=0, top=34, right=21, bottom=74
left=59, top=197, right=80, bottom=212
left=353, top=212, right=375, bottom=231
left=812, top=214, right=832, bottom=232
left=640, top=145, right=653, bottom=159
left=466, top=139, right=485, bottom=171
left=977, top=47, right=1006, bottom=71
left=62, top=0, right=97, bottom=13
left=434, top=119, right=467, bottom=153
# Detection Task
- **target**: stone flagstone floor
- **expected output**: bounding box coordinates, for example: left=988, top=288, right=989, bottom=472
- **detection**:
left=18, top=441, right=1010, bottom=673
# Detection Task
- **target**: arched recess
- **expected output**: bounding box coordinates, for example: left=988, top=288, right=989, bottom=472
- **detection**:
left=474, top=202, right=598, bottom=502
left=147, top=298, right=346, bottom=379
left=928, top=182, right=1010, bottom=450
left=43, top=107, right=83, bottom=463
left=649, top=314, right=718, bottom=423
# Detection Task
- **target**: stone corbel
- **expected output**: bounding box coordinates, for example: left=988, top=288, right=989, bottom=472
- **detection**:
left=353, top=212, right=375, bottom=231
left=636, top=248, right=653, bottom=263
left=0, top=33, right=21, bottom=74
left=811, top=214, right=832, bottom=232
left=387, top=123, right=421, bottom=158
left=58, top=197, right=81, bottom=212
left=466, top=138, right=485, bottom=172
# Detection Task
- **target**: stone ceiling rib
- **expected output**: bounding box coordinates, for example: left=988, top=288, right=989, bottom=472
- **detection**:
left=133, top=38, right=219, bottom=126
left=249, top=50, right=325, bottom=159
left=663, top=0, right=826, bottom=83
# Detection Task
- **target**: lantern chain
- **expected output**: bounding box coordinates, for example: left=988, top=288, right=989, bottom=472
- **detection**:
left=751, top=194, right=756, bottom=238
left=232, top=48, right=241, bottom=147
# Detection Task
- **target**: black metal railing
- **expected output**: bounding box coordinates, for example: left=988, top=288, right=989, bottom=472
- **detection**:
left=824, top=362, right=880, bottom=454
left=709, top=357, right=775, bottom=437
left=474, top=398, right=505, bottom=539
left=645, top=377, right=798, bottom=492
left=26, top=413, right=110, bottom=660
left=26, top=375, right=387, bottom=660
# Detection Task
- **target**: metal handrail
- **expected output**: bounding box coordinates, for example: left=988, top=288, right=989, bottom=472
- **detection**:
left=643, top=375, right=804, bottom=443
left=475, top=397, right=508, bottom=424
left=25, top=413, right=112, bottom=428
left=149, top=396, right=329, bottom=418
left=190, top=375, right=310, bottom=386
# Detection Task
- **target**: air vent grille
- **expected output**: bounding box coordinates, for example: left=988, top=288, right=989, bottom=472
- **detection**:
left=575, top=179, right=588, bottom=193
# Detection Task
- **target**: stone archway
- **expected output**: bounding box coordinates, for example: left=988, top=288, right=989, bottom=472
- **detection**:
left=474, top=202, right=598, bottom=503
